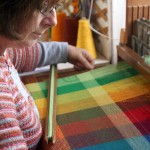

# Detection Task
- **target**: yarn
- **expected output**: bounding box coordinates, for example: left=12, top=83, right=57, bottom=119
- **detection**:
left=76, top=18, right=97, bottom=58
left=63, top=16, right=79, bottom=46
left=51, top=12, right=66, bottom=41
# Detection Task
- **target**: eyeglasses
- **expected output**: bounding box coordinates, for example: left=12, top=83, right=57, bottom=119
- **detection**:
left=39, top=0, right=63, bottom=16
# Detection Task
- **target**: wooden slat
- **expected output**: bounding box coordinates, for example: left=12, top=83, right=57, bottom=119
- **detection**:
left=126, top=6, right=133, bottom=46
left=117, top=45, right=150, bottom=81
left=120, top=29, right=127, bottom=45
left=128, top=0, right=150, bottom=6
left=138, top=6, right=143, bottom=18
left=149, top=6, right=150, bottom=20
left=132, top=6, right=138, bottom=35
left=143, top=6, right=149, bottom=19
left=126, top=1, right=150, bottom=46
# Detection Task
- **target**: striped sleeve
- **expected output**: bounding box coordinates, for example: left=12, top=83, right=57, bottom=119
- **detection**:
left=6, top=41, right=68, bottom=73
left=6, top=43, right=40, bottom=73
left=37, top=42, right=68, bottom=67
left=0, top=76, right=28, bottom=150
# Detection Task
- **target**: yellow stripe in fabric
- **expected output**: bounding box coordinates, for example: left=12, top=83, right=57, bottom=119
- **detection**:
left=36, top=74, right=149, bottom=118
left=34, top=98, right=47, bottom=119
left=57, top=85, right=116, bottom=115
left=56, top=97, right=98, bottom=115
left=87, top=86, right=115, bottom=107
left=57, top=90, right=92, bottom=104
left=36, top=97, right=99, bottom=117
left=103, top=75, right=148, bottom=92
left=28, top=91, right=106, bottom=117
left=25, top=83, right=42, bottom=92
left=103, top=75, right=149, bottom=102
left=38, top=107, right=47, bottom=119
left=34, top=98, right=47, bottom=109
left=109, top=85, right=149, bottom=102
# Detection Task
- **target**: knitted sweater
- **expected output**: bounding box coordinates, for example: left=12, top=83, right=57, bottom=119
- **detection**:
left=0, top=42, right=68, bottom=149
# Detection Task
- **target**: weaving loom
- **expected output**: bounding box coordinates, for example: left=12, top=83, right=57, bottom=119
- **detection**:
left=117, top=0, right=150, bottom=81
left=24, top=61, right=150, bottom=150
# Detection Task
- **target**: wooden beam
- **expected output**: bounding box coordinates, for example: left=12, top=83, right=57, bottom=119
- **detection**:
left=128, top=0, right=150, bottom=6
left=117, top=45, right=150, bottom=81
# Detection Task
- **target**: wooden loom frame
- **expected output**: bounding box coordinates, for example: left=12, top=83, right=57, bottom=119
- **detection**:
left=117, top=0, right=150, bottom=81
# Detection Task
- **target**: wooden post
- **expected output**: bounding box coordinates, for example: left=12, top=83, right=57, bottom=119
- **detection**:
left=120, top=28, right=127, bottom=46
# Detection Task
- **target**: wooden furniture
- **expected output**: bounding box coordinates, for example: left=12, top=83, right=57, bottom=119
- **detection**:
left=117, top=0, right=150, bottom=81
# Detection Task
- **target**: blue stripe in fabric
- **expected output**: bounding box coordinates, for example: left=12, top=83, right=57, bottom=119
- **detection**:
left=145, top=134, right=150, bottom=142
left=75, top=139, right=132, bottom=150
left=76, top=136, right=150, bottom=150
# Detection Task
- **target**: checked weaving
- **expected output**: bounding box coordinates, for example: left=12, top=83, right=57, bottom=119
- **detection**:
left=25, top=61, right=150, bottom=150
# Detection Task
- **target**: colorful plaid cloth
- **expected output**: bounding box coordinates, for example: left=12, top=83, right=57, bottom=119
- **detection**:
left=25, top=61, right=150, bottom=150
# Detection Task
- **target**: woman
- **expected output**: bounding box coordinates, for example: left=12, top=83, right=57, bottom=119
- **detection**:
left=0, top=0, right=94, bottom=149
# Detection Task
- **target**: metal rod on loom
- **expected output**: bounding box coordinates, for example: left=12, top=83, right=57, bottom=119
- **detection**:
left=45, top=65, right=57, bottom=144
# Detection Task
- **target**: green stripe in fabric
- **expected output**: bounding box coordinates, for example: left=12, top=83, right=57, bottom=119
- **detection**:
left=57, top=82, right=85, bottom=95
left=95, top=68, right=138, bottom=85
left=39, top=81, right=48, bottom=90
left=79, top=79, right=99, bottom=89
left=58, top=61, right=131, bottom=87
left=30, top=89, right=48, bottom=100
left=57, top=106, right=106, bottom=125
left=57, top=68, right=138, bottom=95
left=78, top=61, right=131, bottom=81
left=58, top=75, right=80, bottom=87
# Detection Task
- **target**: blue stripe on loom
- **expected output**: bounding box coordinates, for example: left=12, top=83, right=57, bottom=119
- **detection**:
left=75, top=139, right=133, bottom=150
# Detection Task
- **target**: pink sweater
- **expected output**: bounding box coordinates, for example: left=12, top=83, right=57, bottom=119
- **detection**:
left=0, top=44, right=42, bottom=150
left=0, top=42, right=68, bottom=149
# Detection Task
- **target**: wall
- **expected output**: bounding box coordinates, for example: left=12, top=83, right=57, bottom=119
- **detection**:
left=110, top=0, right=126, bottom=64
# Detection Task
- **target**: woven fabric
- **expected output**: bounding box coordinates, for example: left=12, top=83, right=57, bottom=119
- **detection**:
left=25, top=61, right=150, bottom=150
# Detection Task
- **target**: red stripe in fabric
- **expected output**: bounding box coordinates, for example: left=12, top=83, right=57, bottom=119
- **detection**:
left=60, top=116, right=114, bottom=137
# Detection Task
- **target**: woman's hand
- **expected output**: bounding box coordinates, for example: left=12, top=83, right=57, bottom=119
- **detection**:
left=67, top=45, right=95, bottom=70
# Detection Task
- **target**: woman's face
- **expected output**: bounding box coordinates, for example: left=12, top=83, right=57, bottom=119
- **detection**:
left=10, top=8, right=57, bottom=48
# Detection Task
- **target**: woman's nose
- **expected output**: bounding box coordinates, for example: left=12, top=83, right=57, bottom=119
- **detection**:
left=41, top=9, right=57, bottom=28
